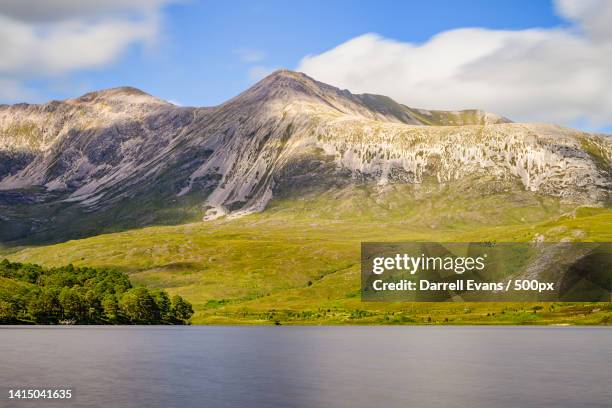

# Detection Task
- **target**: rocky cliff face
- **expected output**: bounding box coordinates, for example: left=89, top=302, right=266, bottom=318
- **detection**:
left=0, top=70, right=610, bottom=241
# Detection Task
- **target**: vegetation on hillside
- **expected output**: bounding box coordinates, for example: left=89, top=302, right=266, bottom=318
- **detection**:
left=0, top=259, right=193, bottom=325
left=5, top=182, right=610, bottom=326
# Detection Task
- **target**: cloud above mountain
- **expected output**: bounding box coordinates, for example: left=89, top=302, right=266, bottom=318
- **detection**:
left=0, top=0, right=173, bottom=101
left=298, top=0, right=612, bottom=130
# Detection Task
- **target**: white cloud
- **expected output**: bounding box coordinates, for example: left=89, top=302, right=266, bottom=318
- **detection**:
left=0, top=0, right=174, bottom=102
left=556, top=0, right=612, bottom=41
left=0, top=0, right=170, bottom=22
left=0, top=16, right=157, bottom=76
left=298, top=0, right=612, bottom=129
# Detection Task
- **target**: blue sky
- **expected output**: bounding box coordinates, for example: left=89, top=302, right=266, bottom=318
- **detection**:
left=44, top=0, right=565, bottom=106
left=1, top=0, right=610, bottom=132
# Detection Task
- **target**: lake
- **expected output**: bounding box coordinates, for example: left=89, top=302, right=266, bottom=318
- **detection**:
left=1, top=326, right=610, bottom=407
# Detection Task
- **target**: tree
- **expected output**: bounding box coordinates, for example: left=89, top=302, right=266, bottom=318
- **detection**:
left=84, top=290, right=102, bottom=321
left=102, top=294, right=119, bottom=322
left=28, top=288, right=61, bottom=323
left=151, top=289, right=172, bottom=322
left=120, top=288, right=159, bottom=324
left=59, top=288, right=84, bottom=322
left=0, top=300, right=16, bottom=323
left=0, top=260, right=188, bottom=325
left=171, top=295, right=194, bottom=323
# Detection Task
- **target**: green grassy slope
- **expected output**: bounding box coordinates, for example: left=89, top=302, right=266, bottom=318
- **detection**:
left=6, top=180, right=612, bottom=325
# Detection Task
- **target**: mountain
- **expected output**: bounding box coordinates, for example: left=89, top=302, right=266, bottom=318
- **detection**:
left=0, top=70, right=610, bottom=244
left=2, top=71, right=611, bottom=325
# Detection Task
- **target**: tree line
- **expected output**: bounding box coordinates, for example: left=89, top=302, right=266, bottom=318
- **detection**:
left=0, top=259, right=193, bottom=324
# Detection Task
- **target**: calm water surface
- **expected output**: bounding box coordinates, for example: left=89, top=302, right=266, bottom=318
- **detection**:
left=1, top=326, right=610, bottom=408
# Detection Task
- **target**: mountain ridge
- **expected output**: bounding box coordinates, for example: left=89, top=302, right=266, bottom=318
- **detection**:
left=0, top=70, right=609, bottom=244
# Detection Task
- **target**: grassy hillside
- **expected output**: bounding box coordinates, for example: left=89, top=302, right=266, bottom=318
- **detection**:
left=5, top=180, right=612, bottom=325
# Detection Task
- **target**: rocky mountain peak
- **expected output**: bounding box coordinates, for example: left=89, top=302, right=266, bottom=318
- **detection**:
left=220, top=70, right=333, bottom=108
left=219, top=69, right=425, bottom=125
left=70, top=86, right=170, bottom=107
left=222, top=70, right=512, bottom=126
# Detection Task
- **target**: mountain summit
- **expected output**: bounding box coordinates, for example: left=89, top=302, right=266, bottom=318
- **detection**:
left=71, top=86, right=170, bottom=106
left=225, top=70, right=511, bottom=125
left=0, top=70, right=609, bottom=243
